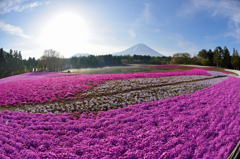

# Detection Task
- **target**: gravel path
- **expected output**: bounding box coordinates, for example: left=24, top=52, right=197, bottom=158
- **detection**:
left=224, top=69, right=240, bottom=76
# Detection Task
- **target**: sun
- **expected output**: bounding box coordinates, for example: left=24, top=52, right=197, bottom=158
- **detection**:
left=39, top=12, right=91, bottom=50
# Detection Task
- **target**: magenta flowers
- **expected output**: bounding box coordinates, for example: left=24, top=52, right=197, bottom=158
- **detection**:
left=0, top=72, right=73, bottom=84
left=0, top=77, right=239, bottom=158
left=0, top=69, right=210, bottom=106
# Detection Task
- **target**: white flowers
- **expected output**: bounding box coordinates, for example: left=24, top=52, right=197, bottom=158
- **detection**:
left=83, top=75, right=213, bottom=97
left=15, top=76, right=227, bottom=113
left=207, top=71, right=228, bottom=77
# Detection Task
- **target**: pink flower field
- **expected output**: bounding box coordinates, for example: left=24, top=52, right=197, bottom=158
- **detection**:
left=0, top=69, right=210, bottom=106
left=0, top=72, right=73, bottom=84
left=0, top=76, right=239, bottom=158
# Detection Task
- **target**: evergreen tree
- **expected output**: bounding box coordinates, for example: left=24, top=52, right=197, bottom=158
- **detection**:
left=70, top=56, right=78, bottom=68
left=236, top=50, right=240, bottom=70
left=198, top=49, right=207, bottom=59
left=5, top=51, right=14, bottom=76
left=12, top=50, right=19, bottom=72
left=9, top=49, right=13, bottom=56
left=217, top=46, right=223, bottom=67
left=0, top=48, right=6, bottom=77
left=13, top=50, right=19, bottom=59
left=206, top=49, right=214, bottom=66
left=213, top=47, right=221, bottom=67
left=222, top=46, right=231, bottom=68
left=19, top=51, right=22, bottom=60
left=231, top=48, right=237, bottom=69
left=17, top=51, right=24, bottom=73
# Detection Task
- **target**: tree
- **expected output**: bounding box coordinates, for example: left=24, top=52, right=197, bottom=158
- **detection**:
left=0, top=48, right=6, bottom=77
left=181, top=53, right=191, bottom=64
left=206, top=49, right=214, bottom=66
left=171, top=53, right=191, bottom=64
left=192, top=55, right=201, bottom=65
left=161, top=59, right=168, bottom=64
left=201, top=58, right=210, bottom=66
left=150, top=57, right=161, bottom=64
left=5, top=51, right=14, bottom=75
left=58, top=55, right=65, bottom=72
left=40, top=49, right=64, bottom=72
left=70, top=56, right=78, bottom=68
left=232, top=48, right=237, bottom=69
left=9, top=49, right=13, bottom=56
left=213, top=47, right=221, bottom=67
left=88, top=55, right=97, bottom=67
left=96, top=56, right=105, bottom=66
left=198, top=49, right=207, bottom=59
left=19, top=51, right=22, bottom=60
left=13, top=50, right=19, bottom=59
left=232, top=48, right=240, bottom=70
left=222, top=46, right=231, bottom=68
left=0, top=48, right=28, bottom=78
left=237, top=50, right=240, bottom=70
left=216, top=46, right=223, bottom=67
left=12, top=50, right=24, bottom=73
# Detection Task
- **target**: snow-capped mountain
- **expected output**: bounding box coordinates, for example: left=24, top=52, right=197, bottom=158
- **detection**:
left=112, top=43, right=164, bottom=57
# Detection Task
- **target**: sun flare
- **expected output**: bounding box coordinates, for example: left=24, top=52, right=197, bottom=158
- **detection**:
left=39, top=12, right=91, bottom=49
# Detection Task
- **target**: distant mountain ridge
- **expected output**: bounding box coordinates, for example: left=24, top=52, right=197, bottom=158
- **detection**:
left=69, top=43, right=164, bottom=58
left=112, top=43, right=164, bottom=57
left=70, top=53, right=92, bottom=58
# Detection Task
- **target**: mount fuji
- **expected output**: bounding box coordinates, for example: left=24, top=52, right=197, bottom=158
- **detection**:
left=112, top=43, right=164, bottom=57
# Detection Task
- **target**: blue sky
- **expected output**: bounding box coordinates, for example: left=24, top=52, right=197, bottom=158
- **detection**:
left=1, top=0, right=240, bottom=59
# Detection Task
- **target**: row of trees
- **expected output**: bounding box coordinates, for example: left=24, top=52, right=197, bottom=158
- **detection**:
left=125, top=55, right=172, bottom=64
left=170, top=53, right=191, bottom=64
left=70, top=54, right=122, bottom=68
left=0, top=48, right=24, bottom=78
left=1, top=48, right=173, bottom=77
left=197, top=46, right=231, bottom=68
left=22, top=57, right=38, bottom=72
left=70, top=54, right=172, bottom=68
left=1, top=46, right=239, bottom=78
left=0, top=49, right=67, bottom=78
left=170, top=46, right=240, bottom=69
left=232, top=48, right=240, bottom=70
left=197, top=46, right=240, bottom=69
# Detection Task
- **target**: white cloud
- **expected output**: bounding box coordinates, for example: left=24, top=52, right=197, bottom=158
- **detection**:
left=128, top=29, right=136, bottom=39
left=0, top=0, right=44, bottom=14
left=163, top=33, right=199, bottom=55
left=143, top=3, right=150, bottom=23
left=204, top=34, right=222, bottom=42
left=179, top=0, right=240, bottom=41
left=0, top=21, right=31, bottom=38
left=127, top=2, right=152, bottom=40
left=149, top=28, right=160, bottom=33
left=135, top=2, right=151, bottom=24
